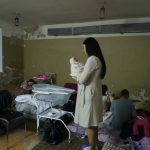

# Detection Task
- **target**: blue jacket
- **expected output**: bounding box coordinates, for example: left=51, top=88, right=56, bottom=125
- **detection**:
left=110, top=98, right=136, bottom=129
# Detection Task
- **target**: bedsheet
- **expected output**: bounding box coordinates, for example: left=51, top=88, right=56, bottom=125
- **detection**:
left=15, top=94, right=51, bottom=115
left=15, top=93, right=69, bottom=116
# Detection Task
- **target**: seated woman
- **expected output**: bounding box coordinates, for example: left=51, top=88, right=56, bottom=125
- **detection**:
left=20, top=79, right=37, bottom=94
left=110, top=89, right=137, bottom=130
left=102, top=85, right=117, bottom=112
left=102, top=84, right=111, bottom=112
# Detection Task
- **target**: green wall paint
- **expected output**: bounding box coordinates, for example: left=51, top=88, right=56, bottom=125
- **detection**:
left=1, top=36, right=24, bottom=90
left=3, top=37, right=24, bottom=71
left=24, top=36, right=150, bottom=94
left=99, top=36, right=150, bottom=93
left=24, top=38, right=86, bottom=84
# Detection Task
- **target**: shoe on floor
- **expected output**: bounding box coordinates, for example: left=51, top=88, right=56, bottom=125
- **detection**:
left=81, top=144, right=90, bottom=150
left=81, top=144, right=99, bottom=150
left=83, top=146, right=91, bottom=150
left=83, top=146, right=98, bottom=150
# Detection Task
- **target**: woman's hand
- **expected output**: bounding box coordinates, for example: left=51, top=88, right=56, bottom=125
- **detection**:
left=71, top=75, right=77, bottom=80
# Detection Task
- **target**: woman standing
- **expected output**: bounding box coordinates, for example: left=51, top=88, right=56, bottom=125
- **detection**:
left=73, top=37, right=106, bottom=150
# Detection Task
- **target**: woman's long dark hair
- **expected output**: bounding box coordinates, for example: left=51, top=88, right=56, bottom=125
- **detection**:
left=83, top=37, right=106, bottom=79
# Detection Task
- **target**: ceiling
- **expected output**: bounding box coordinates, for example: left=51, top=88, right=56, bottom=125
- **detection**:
left=0, top=0, right=150, bottom=27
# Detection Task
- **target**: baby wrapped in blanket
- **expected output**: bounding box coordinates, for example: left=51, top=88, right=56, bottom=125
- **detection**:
left=70, top=57, right=84, bottom=78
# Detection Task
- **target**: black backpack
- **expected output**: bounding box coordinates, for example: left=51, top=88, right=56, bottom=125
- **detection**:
left=39, top=119, right=64, bottom=145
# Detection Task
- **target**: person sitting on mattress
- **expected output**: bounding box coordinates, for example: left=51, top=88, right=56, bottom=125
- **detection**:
left=110, top=89, right=137, bottom=130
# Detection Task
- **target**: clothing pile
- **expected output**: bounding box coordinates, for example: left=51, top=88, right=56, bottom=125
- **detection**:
left=98, top=123, right=121, bottom=144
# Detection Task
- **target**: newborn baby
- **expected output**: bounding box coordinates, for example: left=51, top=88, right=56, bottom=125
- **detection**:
left=70, top=57, right=84, bottom=77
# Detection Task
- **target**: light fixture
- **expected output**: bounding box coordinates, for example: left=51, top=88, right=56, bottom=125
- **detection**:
left=100, top=2, right=106, bottom=19
left=14, top=16, right=19, bottom=26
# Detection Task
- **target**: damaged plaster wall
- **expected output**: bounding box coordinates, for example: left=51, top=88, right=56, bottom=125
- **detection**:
left=0, top=36, right=24, bottom=91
